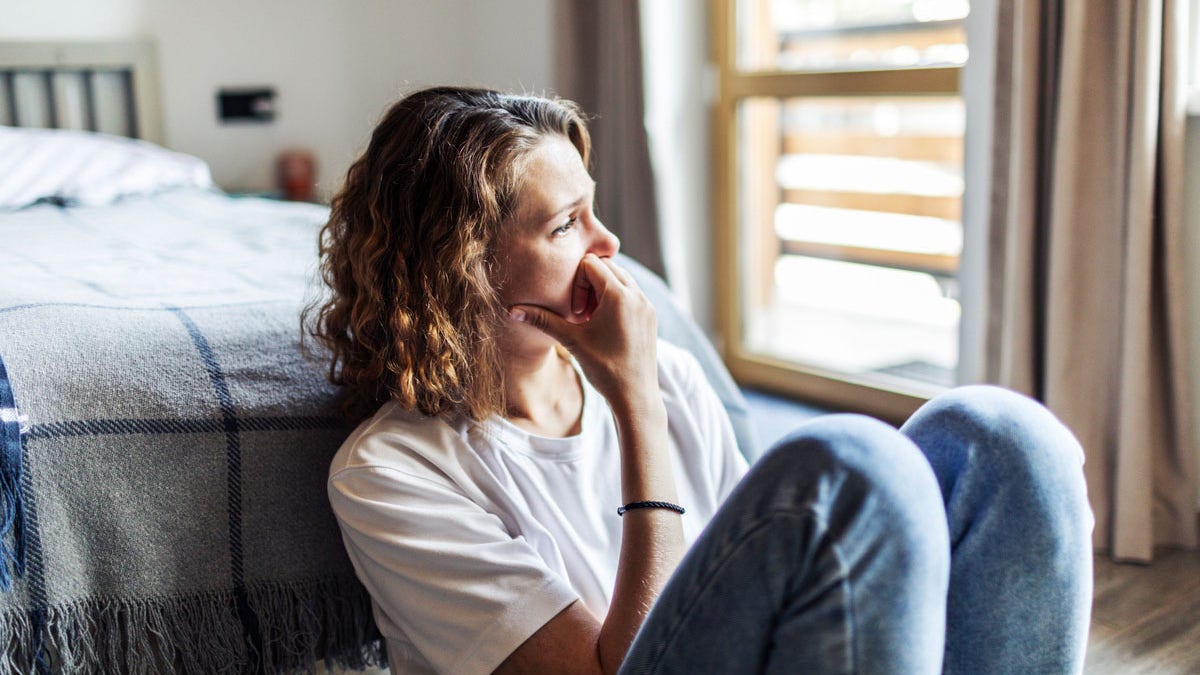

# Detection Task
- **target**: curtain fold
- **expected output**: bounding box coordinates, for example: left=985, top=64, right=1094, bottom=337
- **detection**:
left=987, top=0, right=1197, bottom=562
left=554, top=0, right=665, bottom=278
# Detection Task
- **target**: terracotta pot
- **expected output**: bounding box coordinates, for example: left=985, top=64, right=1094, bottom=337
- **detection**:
left=277, top=149, right=317, bottom=201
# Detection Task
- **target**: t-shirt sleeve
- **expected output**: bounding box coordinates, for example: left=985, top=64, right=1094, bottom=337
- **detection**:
left=328, top=463, right=579, bottom=675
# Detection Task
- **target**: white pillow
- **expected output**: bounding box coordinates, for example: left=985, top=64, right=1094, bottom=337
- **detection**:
left=0, top=126, right=215, bottom=209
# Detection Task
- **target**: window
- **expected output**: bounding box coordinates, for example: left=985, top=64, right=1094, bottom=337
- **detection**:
left=711, top=0, right=969, bottom=421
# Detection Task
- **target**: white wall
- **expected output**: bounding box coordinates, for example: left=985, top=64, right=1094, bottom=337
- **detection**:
left=0, top=0, right=554, bottom=200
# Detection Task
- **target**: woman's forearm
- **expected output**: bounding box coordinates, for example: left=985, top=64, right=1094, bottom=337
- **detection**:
left=597, top=396, right=685, bottom=673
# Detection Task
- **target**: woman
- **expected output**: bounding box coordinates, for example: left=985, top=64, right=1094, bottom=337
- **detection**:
left=308, top=86, right=1093, bottom=674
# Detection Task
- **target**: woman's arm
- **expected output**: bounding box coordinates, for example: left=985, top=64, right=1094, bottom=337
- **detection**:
left=500, top=254, right=685, bottom=674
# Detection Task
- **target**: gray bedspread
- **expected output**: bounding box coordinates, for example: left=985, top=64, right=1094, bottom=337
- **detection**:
left=0, top=189, right=383, bottom=673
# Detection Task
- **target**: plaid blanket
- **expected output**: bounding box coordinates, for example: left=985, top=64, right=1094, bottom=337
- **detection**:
left=0, top=189, right=383, bottom=673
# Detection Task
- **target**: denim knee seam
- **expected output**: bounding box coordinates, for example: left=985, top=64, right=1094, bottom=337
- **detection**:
left=827, top=539, right=856, bottom=674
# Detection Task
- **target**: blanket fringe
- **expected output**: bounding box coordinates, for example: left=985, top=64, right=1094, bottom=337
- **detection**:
left=0, top=577, right=385, bottom=674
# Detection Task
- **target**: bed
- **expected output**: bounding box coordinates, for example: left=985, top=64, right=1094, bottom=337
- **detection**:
left=0, top=39, right=389, bottom=673
left=0, top=40, right=756, bottom=674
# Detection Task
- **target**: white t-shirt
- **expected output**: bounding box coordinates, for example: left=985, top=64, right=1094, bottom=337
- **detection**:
left=327, top=341, right=749, bottom=675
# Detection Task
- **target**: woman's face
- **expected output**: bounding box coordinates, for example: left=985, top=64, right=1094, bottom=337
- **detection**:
left=493, top=135, right=620, bottom=345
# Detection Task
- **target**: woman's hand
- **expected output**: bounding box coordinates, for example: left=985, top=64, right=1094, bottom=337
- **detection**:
left=509, top=254, right=659, bottom=411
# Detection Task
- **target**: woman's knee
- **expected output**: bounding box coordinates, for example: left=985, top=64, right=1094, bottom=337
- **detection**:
left=902, top=385, right=1084, bottom=479
left=753, top=414, right=947, bottom=543
left=764, top=414, right=921, bottom=481
left=901, top=385, right=1091, bottom=533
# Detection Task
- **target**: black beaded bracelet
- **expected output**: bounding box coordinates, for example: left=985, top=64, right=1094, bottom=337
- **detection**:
left=617, top=500, right=686, bottom=516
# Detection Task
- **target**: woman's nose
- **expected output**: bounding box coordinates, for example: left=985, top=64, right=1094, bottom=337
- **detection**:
left=590, top=220, right=621, bottom=258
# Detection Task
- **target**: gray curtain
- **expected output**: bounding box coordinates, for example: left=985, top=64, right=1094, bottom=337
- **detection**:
left=987, top=0, right=1197, bottom=561
left=554, top=0, right=665, bottom=278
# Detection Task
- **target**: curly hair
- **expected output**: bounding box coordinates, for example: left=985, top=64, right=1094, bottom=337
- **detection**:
left=303, top=87, right=592, bottom=425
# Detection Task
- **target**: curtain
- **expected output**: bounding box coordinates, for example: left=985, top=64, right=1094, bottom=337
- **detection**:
left=554, top=0, right=666, bottom=278
left=987, top=0, right=1197, bottom=561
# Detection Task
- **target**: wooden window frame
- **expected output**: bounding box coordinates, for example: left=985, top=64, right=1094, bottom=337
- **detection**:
left=709, top=0, right=965, bottom=423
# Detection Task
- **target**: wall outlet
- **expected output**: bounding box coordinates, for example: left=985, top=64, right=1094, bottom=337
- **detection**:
left=217, top=88, right=275, bottom=123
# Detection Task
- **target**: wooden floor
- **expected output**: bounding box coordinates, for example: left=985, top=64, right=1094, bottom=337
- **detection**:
left=1086, top=548, right=1200, bottom=674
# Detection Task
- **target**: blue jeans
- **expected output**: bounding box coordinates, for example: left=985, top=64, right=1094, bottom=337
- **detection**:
left=619, top=385, right=1094, bottom=674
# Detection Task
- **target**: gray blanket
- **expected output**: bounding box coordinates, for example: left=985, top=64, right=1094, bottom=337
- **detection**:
left=0, top=189, right=383, bottom=673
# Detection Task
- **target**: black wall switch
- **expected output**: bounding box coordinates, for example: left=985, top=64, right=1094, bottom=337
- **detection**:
left=218, top=88, right=276, bottom=123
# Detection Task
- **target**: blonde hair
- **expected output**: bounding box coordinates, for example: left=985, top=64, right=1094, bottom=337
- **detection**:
left=303, top=87, right=591, bottom=424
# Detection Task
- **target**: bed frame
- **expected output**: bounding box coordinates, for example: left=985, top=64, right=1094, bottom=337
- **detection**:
left=0, top=40, right=162, bottom=143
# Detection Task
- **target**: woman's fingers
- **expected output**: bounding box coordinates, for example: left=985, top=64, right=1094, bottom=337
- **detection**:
left=571, top=263, right=591, bottom=316
left=600, top=257, right=636, bottom=287
left=579, top=254, right=622, bottom=291
left=572, top=254, right=624, bottom=319
left=510, top=305, right=578, bottom=348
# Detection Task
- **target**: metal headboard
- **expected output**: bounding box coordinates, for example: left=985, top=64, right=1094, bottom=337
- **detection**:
left=0, top=40, right=162, bottom=144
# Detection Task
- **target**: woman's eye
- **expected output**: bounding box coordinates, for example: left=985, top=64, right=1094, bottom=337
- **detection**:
left=552, top=216, right=578, bottom=237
